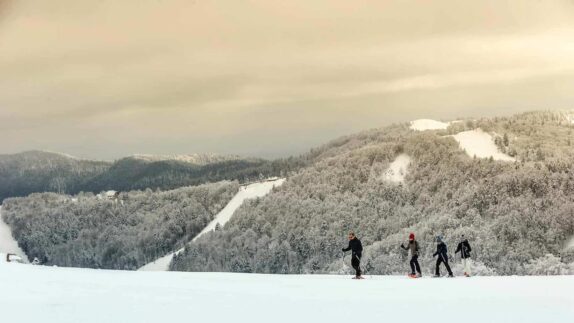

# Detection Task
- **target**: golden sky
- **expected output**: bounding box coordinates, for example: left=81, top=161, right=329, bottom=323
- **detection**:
left=1, top=0, right=574, bottom=159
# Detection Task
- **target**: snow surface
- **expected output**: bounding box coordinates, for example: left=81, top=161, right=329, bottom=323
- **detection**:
left=452, top=129, right=515, bottom=161
left=1, top=264, right=573, bottom=323
left=410, top=119, right=450, bottom=131
left=138, top=178, right=286, bottom=271
left=0, top=206, right=28, bottom=263
left=382, top=154, right=411, bottom=183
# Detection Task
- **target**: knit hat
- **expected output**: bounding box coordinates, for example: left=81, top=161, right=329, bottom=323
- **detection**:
left=436, top=235, right=443, bottom=243
left=409, top=233, right=415, bottom=241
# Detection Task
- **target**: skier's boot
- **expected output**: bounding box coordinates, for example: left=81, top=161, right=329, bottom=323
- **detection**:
left=408, top=273, right=417, bottom=278
left=448, top=274, right=455, bottom=278
left=433, top=274, right=441, bottom=278
left=464, top=272, right=470, bottom=277
left=353, top=275, right=365, bottom=280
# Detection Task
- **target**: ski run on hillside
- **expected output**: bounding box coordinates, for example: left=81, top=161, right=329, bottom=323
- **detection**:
left=138, top=178, right=285, bottom=271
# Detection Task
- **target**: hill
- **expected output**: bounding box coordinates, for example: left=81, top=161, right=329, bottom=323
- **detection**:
left=171, top=110, right=574, bottom=275
left=1, top=181, right=239, bottom=270
left=0, top=151, right=300, bottom=201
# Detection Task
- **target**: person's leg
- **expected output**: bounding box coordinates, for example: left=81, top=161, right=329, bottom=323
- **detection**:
left=413, top=255, right=422, bottom=274
left=352, top=255, right=361, bottom=277
left=435, top=258, right=442, bottom=276
left=409, top=257, right=416, bottom=274
left=444, top=258, right=453, bottom=276
left=465, top=258, right=471, bottom=276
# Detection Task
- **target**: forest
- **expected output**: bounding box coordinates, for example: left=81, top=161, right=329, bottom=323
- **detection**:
left=3, top=111, right=574, bottom=275
left=171, top=111, right=574, bottom=275
left=0, top=151, right=304, bottom=201
left=2, top=181, right=239, bottom=270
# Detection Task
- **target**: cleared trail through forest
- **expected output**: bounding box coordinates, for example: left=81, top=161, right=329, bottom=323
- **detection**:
left=138, top=178, right=285, bottom=271
left=0, top=206, right=29, bottom=263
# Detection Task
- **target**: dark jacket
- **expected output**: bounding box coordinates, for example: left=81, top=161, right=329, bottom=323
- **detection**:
left=401, top=240, right=419, bottom=257
left=433, top=242, right=449, bottom=260
left=343, top=237, right=363, bottom=258
left=455, top=240, right=472, bottom=259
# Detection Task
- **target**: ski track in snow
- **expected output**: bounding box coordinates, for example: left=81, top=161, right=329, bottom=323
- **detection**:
left=410, top=119, right=450, bottom=131
left=382, top=154, right=411, bottom=183
left=452, top=129, right=515, bottom=161
left=0, top=206, right=28, bottom=263
left=1, top=264, right=573, bottom=323
left=138, top=178, right=286, bottom=271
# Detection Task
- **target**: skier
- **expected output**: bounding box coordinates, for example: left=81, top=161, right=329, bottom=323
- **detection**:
left=455, top=234, right=472, bottom=277
left=433, top=235, right=454, bottom=277
left=342, top=231, right=363, bottom=279
left=400, top=233, right=422, bottom=278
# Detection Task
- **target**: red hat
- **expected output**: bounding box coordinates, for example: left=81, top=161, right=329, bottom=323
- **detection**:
left=409, top=233, right=415, bottom=240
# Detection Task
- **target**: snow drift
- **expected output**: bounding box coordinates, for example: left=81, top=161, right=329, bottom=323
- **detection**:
left=452, top=129, right=515, bottom=161
left=1, top=263, right=573, bottom=323
left=139, top=178, right=286, bottom=271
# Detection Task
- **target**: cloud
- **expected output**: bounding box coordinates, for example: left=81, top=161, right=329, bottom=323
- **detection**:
left=1, top=0, right=574, bottom=159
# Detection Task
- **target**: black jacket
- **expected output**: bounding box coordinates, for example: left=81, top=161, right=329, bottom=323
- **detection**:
left=455, top=240, right=472, bottom=259
left=433, top=242, right=449, bottom=261
left=343, top=238, right=363, bottom=258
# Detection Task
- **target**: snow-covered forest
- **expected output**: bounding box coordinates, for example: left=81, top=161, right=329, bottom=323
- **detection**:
left=1, top=181, right=239, bottom=269
left=172, top=111, right=574, bottom=275
left=0, top=151, right=301, bottom=201
left=2, top=111, right=574, bottom=275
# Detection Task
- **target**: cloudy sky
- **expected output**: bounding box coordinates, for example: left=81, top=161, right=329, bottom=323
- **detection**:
left=1, top=0, right=574, bottom=160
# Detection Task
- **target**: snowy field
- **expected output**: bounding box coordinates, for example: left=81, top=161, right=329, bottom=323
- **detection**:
left=452, top=129, right=515, bottom=161
left=382, top=154, right=411, bottom=183
left=1, top=263, right=572, bottom=323
left=139, top=178, right=285, bottom=271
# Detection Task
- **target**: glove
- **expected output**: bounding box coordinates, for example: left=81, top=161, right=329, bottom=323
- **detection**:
left=400, top=244, right=405, bottom=248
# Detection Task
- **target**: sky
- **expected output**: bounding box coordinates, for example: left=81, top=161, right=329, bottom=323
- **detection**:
left=1, top=0, right=574, bottom=160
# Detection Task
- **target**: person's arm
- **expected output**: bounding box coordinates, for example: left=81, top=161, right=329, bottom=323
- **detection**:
left=342, top=241, right=351, bottom=252
left=465, top=241, right=472, bottom=252
left=455, top=242, right=461, bottom=254
left=357, top=240, right=363, bottom=253
left=400, top=243, right=407, bottom=250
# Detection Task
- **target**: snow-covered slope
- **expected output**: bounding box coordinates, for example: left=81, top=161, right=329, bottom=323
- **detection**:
left=410, top=119, right=450, bottom=131
left=382, top=154, right=411, bottom=183
left=452, top=129, right=515, bottom=161
left=138, top=178, right=286, bottom=271
left=1, top=264, right=573, bottom=323
left=0, top=206, right=28, bottom=263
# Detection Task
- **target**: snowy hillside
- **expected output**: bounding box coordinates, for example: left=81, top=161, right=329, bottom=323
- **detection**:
left=1, top=263, right=572, bottom=323
left=139, top=178, right=286, bottom=271
left=382, top=154, right=411, bottom=183
left=0, top=207, right=28, bottom=263
left=410, top=119, right=450, bottom=131
left=452, top=129, right=515, bottom=161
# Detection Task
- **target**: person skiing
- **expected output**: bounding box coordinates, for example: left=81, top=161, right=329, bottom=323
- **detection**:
left=342, top=231, right=363, bottom=279
left=433, top=235, right=454, bottom=277
left=401, top=233, right=422, bottom=278
left=455, top=234, right=472, bottom=277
